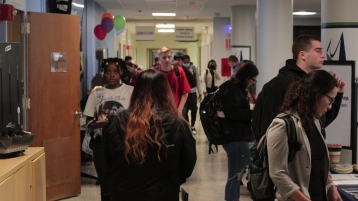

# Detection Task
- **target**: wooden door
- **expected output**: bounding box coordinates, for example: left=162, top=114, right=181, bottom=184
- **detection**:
left=27, top=12, right=80, bottom=200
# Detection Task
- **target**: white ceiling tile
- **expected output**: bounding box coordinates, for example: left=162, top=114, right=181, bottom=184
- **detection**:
left=96, top=0, right=321, bottom=33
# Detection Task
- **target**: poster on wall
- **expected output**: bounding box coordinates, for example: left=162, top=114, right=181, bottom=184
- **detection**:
left=231, top=46, right=251, bottom=61
left=221, top=58, right=231, bottom=76
left=321, top=23, right=358, bottom=78
left=321, top=61, right=356, bottom=154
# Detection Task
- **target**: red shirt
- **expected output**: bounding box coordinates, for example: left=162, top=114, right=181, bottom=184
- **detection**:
left=152, top=66, right=191, bottom=106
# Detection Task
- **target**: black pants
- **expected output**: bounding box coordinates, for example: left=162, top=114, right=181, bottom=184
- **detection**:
left=183, top=92, right=198, bottom=126
left=93, top=136, right=111, bottom=201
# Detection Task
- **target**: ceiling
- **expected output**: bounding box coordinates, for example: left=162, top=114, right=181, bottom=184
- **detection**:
left=94, top=0, right=321, bottom=33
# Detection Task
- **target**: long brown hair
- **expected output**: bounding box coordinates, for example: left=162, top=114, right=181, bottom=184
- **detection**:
left=124, top=70, right=183, bottom=164
left=279, top=70, right=337, bottom=137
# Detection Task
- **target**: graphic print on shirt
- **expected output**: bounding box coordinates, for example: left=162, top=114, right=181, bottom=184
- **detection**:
left=97, top=101, right=124, bottom=122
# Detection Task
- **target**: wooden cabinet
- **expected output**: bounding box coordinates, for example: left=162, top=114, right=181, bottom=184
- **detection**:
left=0, top=147, right=45, bottom=201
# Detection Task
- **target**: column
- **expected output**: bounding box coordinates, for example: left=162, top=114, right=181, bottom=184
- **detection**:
left=256, top=0, right=293, bottom=92
left=231, top=5, right=256, bottom=63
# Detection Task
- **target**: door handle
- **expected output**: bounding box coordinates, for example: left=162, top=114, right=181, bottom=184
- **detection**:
left=75, top=111, right=83, bottom=117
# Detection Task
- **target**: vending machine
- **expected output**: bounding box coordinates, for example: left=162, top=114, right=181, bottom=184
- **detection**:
left=0, top=42, right=34, bottom=157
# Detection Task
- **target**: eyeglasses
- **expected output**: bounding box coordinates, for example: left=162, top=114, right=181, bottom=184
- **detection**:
left=251, top=78, right=257, bottom=84
left=324, top=94, right=335, bottom=105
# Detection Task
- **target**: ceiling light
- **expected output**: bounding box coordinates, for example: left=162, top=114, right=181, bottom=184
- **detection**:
left=72, top=2, right=84, bottom=8
left=158, top=29, right=175, bottom=33
left=152, top=13, right=176, bottom=17
left=293, top=11, right=317, bottom=16
left=156, top=24, right=175, bottom=28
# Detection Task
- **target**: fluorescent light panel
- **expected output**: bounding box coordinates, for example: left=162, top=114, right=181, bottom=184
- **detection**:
left=293, top=11, right=316, bottom=16
left=158, top=29, right=175, bottom=33
left=152, top=13, right=176, bottom=16
left=156, top=24, right=175, bottom=28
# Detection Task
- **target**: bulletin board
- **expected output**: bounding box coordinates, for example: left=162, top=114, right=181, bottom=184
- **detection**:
left=321, top=61, right=356, bottom=162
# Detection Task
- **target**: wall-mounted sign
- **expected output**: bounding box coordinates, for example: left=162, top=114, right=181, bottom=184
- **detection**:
left=175, top=27, right=195, bottom=41
left=136, top=26, right=155, bottom=41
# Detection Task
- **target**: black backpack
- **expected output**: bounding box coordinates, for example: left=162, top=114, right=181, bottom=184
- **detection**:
left=199, top=80, right=235, bottom=154
left=247, top=114, right=302, bottom=201
left=182, top=66, right=196, bottom=88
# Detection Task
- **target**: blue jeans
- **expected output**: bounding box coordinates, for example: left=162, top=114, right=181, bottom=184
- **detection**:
left=222, top=141, right=249, bottom=201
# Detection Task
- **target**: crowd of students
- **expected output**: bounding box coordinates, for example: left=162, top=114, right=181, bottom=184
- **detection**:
left=82, top=35, right=346, bottom=201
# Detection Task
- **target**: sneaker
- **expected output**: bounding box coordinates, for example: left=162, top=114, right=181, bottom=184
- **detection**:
left=191, top=127, right=197, bottom=135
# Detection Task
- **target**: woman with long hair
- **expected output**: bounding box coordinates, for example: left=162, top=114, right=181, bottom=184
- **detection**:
left=221, top=62, right=259, bottom=201
left=267, top=70, right=343, bottom=201
left=83, top=58, right=134, bottom=201
left=102, top=69, right=196, bottom=201
left=202, top=59, right=221, bottom=94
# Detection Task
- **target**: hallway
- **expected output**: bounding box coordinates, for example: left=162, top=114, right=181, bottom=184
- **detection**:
left=64, top=121, right=252, bottom=201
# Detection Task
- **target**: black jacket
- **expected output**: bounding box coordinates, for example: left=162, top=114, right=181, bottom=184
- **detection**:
left=252, top=59, right=343, bottom=140
left=102, top=109, right=196, bottom=201
left=222, top=81, right=254, bottom=142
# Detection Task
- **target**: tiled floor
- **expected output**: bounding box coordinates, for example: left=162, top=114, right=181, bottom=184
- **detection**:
left=62, top=120, right=252, bottom=201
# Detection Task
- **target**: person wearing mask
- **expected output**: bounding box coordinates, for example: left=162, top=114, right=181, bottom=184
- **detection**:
left=102, top=69, right=196, bottom=201
left=83, top=58, right=134, bottom=201
left=267, top=70, right=343, bottom=201
left=202, top=59, right=221, bottom=94
left=182, top=55, right=203, bottom=134
left=221, top=62, right=259, bottom=201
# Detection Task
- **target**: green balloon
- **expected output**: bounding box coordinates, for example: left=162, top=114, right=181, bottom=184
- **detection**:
left=114, top=15, right=126, bottom=30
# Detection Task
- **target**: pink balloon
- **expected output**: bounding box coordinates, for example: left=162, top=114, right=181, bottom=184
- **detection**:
left=94, top=25, right=106, bottom=40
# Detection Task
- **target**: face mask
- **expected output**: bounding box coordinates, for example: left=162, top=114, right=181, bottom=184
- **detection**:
left=183, top=63, right=190, bottom=67
left=209, top=65, right=216, bottom=70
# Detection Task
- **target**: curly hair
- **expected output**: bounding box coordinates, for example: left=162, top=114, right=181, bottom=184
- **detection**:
left=279, top=70, right=337, bottom=137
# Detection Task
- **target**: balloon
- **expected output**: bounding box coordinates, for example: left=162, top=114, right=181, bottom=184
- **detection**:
left=114, top=26, right=125, bottom=35
left=102, top=12, right=114, bottom=20
left=94, top=25, right=106, bottom=40
left=113, top=15, right=126, bottom=30
left=101, top=17, right=114, bottom=33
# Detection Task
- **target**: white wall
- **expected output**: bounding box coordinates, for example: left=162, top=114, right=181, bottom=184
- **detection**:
left=200, top=26, right=213, bottom=76
left=212, top=17, right=231, bottom=84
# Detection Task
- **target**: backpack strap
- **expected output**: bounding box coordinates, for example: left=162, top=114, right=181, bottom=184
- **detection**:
left=173, top=65, right=181, bottom=84
left=277, top=115, right=302, bottom=162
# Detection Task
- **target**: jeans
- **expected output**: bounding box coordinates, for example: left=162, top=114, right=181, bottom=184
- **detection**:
left=182, top=92, right=198, bottom=126
left=93, top=136, right=111, bottom=201
left=222, top=141, right=249, bottom=201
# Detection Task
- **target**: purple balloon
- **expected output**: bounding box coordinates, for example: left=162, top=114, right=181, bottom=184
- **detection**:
left=101, top=17, right=114, bottom=33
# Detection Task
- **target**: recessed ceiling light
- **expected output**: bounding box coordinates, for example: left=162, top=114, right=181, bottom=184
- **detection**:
left=293, top=11, right=317, bottom=16
left=158, top=29, right=175, bottom=33
left=156, top=24, right=175, bottom=28
left=152, top=13, right=176, bottom=17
